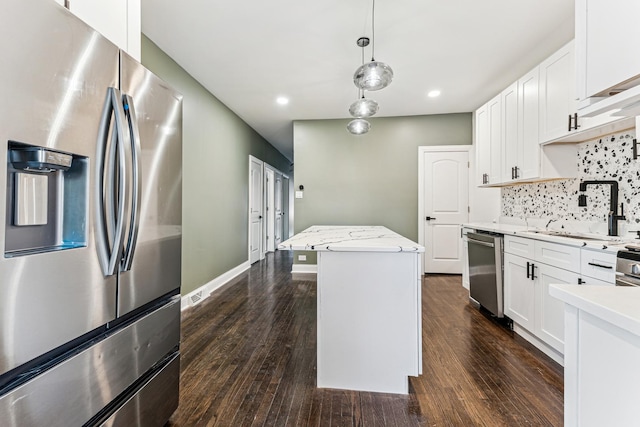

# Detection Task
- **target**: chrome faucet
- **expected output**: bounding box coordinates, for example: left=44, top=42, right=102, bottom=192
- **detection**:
left=578, top=180, right=626, bottom=236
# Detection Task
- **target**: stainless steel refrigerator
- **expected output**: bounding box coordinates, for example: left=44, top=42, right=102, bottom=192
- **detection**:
left=0, top=0, right=182, bottom=425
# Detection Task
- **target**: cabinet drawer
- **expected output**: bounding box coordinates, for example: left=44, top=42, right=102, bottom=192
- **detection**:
left=579, top=276, right=615, bottom=287
left=504, top=235, right=535, bottom=258
left=580, top=249, right=616, bottom=283
left=534, top=241, right=580, bottom=271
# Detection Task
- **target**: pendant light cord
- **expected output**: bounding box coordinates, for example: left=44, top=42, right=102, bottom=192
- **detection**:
left=371, top=0, right=376, bottom=61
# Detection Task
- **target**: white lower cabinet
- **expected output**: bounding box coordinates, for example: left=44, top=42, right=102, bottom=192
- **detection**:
left=504, top=253, right=534, bottom=330
left=503, top=235, right=614, bottom=363
left=504, top=253, right=575, bottom=354
left=535, top=264, right=578, bottom=353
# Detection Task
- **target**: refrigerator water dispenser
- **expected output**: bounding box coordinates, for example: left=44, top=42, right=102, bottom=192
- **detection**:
left=14, top=172, right=48, bottom=226
left=5, top=142, right=88, bottom=257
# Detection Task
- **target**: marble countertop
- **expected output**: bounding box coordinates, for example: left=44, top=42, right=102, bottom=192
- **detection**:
left=550, top=284, right=640, bottom=337
left=463, top=222, right=634, bottom=254
left=278, top=226, right=425, bottom=253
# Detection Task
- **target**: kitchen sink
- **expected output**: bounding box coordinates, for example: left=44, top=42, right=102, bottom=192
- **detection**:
left=523, top=230, right=620, bottom=242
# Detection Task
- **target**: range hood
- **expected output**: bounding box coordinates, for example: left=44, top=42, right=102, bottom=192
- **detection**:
left=578, top=84, right=640, bottom=118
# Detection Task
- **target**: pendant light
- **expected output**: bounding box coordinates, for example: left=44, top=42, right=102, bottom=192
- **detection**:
left=346, top=118, right=371, bottom=135
left=349, top=95, right=378, bottom=118
left=349, top=37, right=379, bottom=119
left=353, top=0, right=393, bottom=92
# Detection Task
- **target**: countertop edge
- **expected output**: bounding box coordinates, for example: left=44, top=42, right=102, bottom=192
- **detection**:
left=549, top=284, right=640, bottom=337
left=279, top=226, right=425, bottom=253
left=463, top=222, right=627, bottom=253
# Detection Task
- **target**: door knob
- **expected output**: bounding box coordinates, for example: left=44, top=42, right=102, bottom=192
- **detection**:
left=426, top=216, right=437, bottom=221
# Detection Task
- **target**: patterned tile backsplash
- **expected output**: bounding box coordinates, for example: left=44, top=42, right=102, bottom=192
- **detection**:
left=502, top=131, right=640, bottom=229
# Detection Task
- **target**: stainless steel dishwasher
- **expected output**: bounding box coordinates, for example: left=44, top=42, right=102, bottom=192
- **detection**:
left=467, top=231, right=504, bottom=317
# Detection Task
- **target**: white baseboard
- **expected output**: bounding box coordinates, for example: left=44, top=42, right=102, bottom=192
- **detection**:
left=513, top=323, right=564, bottom=366
left=181, top=261, right=251, bottom=311
left=291, top=264, right=317, bottom=274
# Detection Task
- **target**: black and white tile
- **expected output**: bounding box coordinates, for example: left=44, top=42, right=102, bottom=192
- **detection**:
left=502, top=131, right=640, bottom=227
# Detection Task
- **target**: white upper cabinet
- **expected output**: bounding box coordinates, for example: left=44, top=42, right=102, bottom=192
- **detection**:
left=502, top=68, right=540, bottom=184
left=488, top=94, right=502, bottom=185
left=475, top=104, right=490, bottom=186
left=517, top=67, right=540, bottom=179
left=501, top=82, right=518, bottom=182
left=53, top=0, right=141, bottom=60
left=538, top=41, right=577, bottom=143
left=576, top=0, right=640, bottom=104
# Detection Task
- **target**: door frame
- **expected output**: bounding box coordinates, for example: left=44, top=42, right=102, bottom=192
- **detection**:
left=248, top=155, right=265, bottom=263
left=418, top=145, right=471, bottom=273
left=264, top=165, right=275, bottom=253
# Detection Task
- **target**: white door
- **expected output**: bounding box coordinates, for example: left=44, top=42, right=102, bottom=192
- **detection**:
left=282, top=176, right=291, bottom=240
left=249, top=157, right=264, bottom=264
left=421, top=148, right=469, bottom=273
left=264, top=167, right=275, bottom=253
left=274, top=173, right=283, bottom=247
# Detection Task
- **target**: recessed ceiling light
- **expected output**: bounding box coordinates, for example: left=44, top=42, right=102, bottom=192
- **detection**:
left=427, top=90, right=441, bottom=98
left=276, top=96, right=289, bottom=105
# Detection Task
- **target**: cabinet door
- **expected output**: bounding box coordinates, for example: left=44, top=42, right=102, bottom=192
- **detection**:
left=57, top=0, right=141, bottom=60
left=518, top=67, right=540, bottom=179
left=536, top=263, right=578, bottom=353
left=475, top=104, right=490, bottom=186
left=577, top=0, right=640, bottom=100
left=488, top=94, right=502, bottom=184
left=539, top=41, right=576, bottom=142
left=504, top=253, right=534, bottom=331
left=501, top=82, right=518, bottom=182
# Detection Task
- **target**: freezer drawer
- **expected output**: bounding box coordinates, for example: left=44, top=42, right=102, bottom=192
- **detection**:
left=0, top=297, right=180, bottom=427
left=97, top=353, right=179, bottom=427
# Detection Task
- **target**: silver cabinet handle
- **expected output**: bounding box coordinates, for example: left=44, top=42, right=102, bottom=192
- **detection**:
left=122, top=94, right=141, bottom=271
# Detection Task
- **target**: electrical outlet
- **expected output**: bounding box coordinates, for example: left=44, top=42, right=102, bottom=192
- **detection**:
left=298, top=255, right=307, bottom=261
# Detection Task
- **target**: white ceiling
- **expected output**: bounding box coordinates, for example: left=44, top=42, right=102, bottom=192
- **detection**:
left=141, top=0, right=575, bottom=162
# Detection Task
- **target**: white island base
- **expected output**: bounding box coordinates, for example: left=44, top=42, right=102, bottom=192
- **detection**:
left=317, top=250, right=421, bottom=394
left=550, top=284, right=640, bottom=427
left=279, top=226, right=424, bottom=395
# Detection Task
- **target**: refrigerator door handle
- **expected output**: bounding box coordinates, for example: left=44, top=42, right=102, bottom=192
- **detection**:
left=95, top=87, right=130, bottom=277
left=122, top=94, right=141, bottom=271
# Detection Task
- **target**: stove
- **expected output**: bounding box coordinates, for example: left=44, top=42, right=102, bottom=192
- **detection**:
left=615, top=246, right=640, bottom=286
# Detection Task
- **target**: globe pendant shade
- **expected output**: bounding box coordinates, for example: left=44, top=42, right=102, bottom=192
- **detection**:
left=347, top=119, right=371, bottom=135
left=349, top=97, right=379, bottom=118
left=353, top=61, right=394, bottom=91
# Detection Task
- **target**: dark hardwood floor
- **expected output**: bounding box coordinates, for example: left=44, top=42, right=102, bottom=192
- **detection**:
left=168, top=251, right=563, bottom=426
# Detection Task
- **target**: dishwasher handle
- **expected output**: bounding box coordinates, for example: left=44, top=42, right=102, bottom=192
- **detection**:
left=467, top=237, right=495, bottom=248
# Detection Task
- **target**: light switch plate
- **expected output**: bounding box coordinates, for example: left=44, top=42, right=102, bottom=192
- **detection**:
left=295, top=191, right=304, bottom=199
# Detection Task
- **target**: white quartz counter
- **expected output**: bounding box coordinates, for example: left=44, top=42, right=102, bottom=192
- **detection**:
left=278, top=226, right=425, bottom=253
left=463, top=222, right=633, bottom=254
left=550, top=284, right=640, bottom=337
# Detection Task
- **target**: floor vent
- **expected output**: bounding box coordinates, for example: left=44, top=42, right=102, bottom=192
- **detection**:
left=190, top=291, right=203, bottom=306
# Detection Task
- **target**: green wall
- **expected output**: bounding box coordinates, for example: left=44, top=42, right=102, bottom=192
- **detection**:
left=142, top=35, right=291, bottom=294
left=293, top=114, right=471, bottom=264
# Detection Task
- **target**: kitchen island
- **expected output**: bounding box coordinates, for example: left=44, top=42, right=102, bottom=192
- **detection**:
left=278, top=226, right=424, bottom=394
left=550, top=284, right=640, bottom=426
